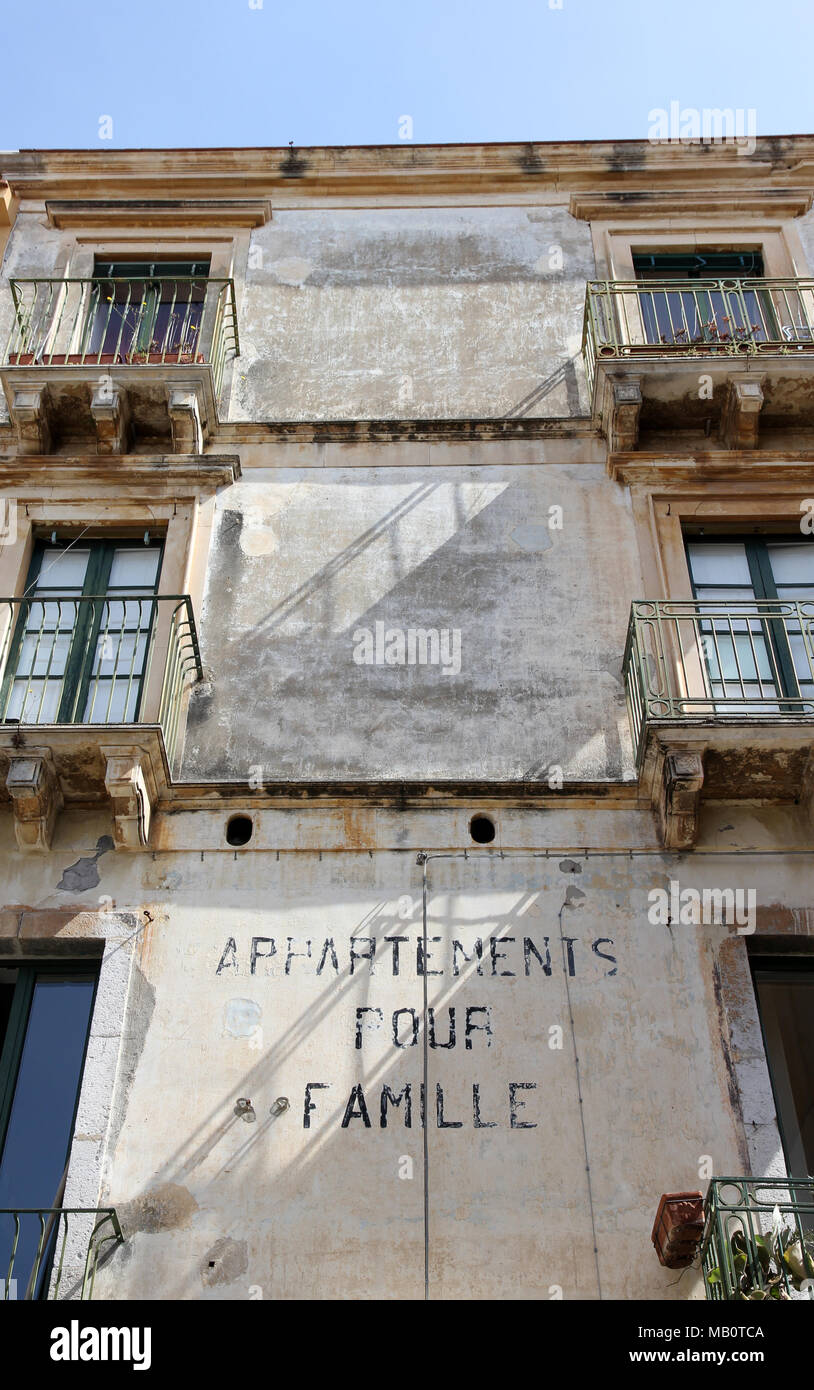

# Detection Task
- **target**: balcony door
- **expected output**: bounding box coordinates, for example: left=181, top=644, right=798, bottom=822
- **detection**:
left=0, top=964, right=99, bottom=1298
left=633, top=250, right=770, bottom=347
left=751, top=957, right=814, bottom=1179
left=0, top=539, right=163, bottom=727
left=85, top=258, right=210, bottom=363
left=685, top=537, right=814, bottom=712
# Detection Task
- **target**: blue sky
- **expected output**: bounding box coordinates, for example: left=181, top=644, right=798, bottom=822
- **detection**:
left=1, top=0, right=812, bottom=150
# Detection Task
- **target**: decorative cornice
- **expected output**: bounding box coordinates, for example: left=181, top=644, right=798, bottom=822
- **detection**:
left=0, top=452, right=241, bottom=490
left=608, top=451, right=814, bottom=485
left=153, top=777, right=642, bottom=813
left=4, top=137, right=814, bottom=203
left=45, top=198, right=273, bottom=229
left=214, top=416, right=597, bottom=444
left=569, top=187, right=814, bottom=221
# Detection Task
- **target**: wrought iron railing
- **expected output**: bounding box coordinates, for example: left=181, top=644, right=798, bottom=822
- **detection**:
left=2, top=1207, right=123, bottom=1300
left=0, top=592, right=202, bottom=770
left=583, top=278, right=814, bottom=397
left=4, top=276, right=240, bottom=399
left=702, top=1178, right=814, bottom=1300
left=624, top=599, right=814, bottom=767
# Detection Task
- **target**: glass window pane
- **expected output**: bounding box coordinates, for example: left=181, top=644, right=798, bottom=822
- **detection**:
left=0, top=974, right=97, bottom=1296
left=107, top=549, right=160, bottom=589
left=687, top=542, right=752, bottom=587
left=767, top=544, right=814, bottom=586
left=31, top=549, right=90, bottom=592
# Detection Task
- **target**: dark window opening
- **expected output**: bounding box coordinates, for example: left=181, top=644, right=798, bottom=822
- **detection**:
left=631, top=250, right=773, bottom=347
left=87, top=257, right=211, bottom=361
left=0, top=963, right=99, bottom=1297
left=750, top=955, right=814, bottom=1178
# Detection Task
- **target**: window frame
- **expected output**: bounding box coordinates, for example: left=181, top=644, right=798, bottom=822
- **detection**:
left=0, top=535, right=164, bottom=727
left=684, top=532, right=812, bottom=704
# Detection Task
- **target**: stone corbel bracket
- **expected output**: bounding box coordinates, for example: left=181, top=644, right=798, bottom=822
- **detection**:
left=652, top=746, right=705, bottom=850
left=8, top=383, right=51, bottom=455
left=720, top=374, right=764, bottom=450
left=600, top=373, right=642, bottom=453
left=166, top=382, right=208, bottom=454
left=103, top=745, right=159, bottom=849
left=6, top=749, right=63, bottom=850
left=90, top=380, right=131, bottom=454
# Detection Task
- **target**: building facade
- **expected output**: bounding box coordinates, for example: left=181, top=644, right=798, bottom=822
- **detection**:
left=0, top=139, right=813, bottom=1301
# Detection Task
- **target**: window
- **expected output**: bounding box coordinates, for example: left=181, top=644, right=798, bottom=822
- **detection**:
left=0, top=538, right=163, bottom=726
left=85, top=257, right=210, bottom=363
left=685, top=536, right=814, bottom=711
left=632, top=249, right=774, bottom=347
left=0, top=963, right=99, bottom=1297
left=751, top=957, right=814, bottom=1178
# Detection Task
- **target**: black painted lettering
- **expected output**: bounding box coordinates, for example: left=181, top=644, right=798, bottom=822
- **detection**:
left=416, top=936, right=443, bottom=976
left=392, top=1008, right=420, bottom=1048
left=285, top=937, right=312, bottom=974
left=464, top=1005, right=492, bottom=1050
left=316, top=938, right=339, bottom=975
left=490, top=937, right=516, bottom=977
left=303, top=1082, right=329, bottom=1128
left=523, top=936, right=552, bottom=976
left=436, top=1082, right=463, bottom=1128
left=562, top=938, right=577, bottom=977
left=341, top=1084, right=372, bottom=1128
left=428, top=1006, right=455, bottom=1048
left=473, top=1083, right=497, bottom=1128
left=452, top=939, right=484, bottom=977
left=380, top=1084, right=412, bottom=1128
left=592, top=938, right=617, bottom=976
left=350, top=937, right=376, bottom=974
left=384, top=935, right=409, bottom=975
left=216, top=938, right=238, bottom=974
left=355, top=1007, right=383, bottom=1048
left=509, top=1082, right=537, bottom=1129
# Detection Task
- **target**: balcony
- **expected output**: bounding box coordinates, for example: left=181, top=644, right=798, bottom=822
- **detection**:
left=1, top=275, right=239, bottom=454
left=702, top=1178, right=814, bottom=1301
left=2, top=1207, right=123, bottom=1300
left=0, top=593, right=202, bottom=849
left=624, top=599, right=814, bottom=845
left=583, top=278, right=814, bottom=450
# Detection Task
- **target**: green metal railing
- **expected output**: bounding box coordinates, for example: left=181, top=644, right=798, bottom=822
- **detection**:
left=702, top=1179, right=814, bottom=1300
left=0, top=593, right=202, bottom=771
left=624, top=599, right=814, bottom=767
left=2, top=1207, right=123, bottom=1300
left=4, top=276, right=240, bottom=400
left=583, top=278, right=814, bottom=398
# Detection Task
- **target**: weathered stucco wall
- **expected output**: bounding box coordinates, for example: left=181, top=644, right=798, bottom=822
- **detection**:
left=184, top=454, right=639, bottom=782
left=2, top=804, right=800, bottom=1301
left=232, top=206, right=593, bottom=420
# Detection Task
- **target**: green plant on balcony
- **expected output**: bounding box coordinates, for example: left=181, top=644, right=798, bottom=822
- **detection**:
left=705, top=1204, right=814, bottom=1300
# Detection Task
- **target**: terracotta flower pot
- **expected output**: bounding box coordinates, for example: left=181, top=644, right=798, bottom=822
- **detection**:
left=651, top=1191, right=704, bottom=1269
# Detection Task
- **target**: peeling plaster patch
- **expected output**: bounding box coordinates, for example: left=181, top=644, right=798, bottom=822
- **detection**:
left=117, top=1182, right=198, bottom=1236
left=224, top=998, right=262, bottom=1038
left=509, top=523, right=552, bottom=553
left=56, top=836, right=114, bottom=893
left=201, top=1236, right=248, bottom=1288
left=269, top=257, right=313, bottom=286
left=565, top=886, right=586, bottom=905
left=559, top=859, right=582, bottom=874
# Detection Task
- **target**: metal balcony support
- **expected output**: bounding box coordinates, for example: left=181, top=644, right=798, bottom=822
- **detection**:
left=2, top=1207, right=123, bottom=1301
left=702, top=1178, right=814, bottom=1301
